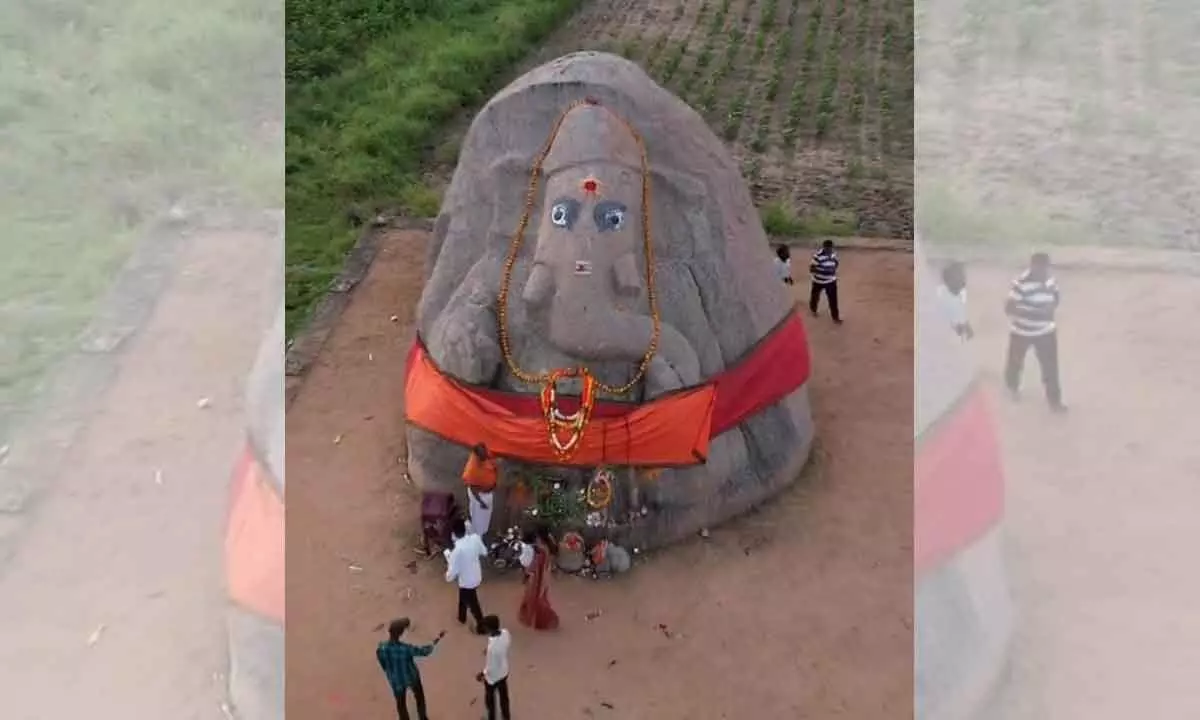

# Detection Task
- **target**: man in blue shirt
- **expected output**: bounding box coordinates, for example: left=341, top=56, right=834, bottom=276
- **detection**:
left=376, top=618, right=445, bottom=720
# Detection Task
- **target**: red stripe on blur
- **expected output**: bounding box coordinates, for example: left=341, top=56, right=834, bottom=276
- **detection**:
left=225, top=446, right=285, bottom=623
left=914, top=387, right=1005, bottom=574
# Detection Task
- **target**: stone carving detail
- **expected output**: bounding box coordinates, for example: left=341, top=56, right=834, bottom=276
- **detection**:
left=409, top=52, right=814, bottom=549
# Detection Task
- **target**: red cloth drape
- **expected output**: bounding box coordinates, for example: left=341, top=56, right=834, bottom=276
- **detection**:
left=404, top=309, right=811, bottom=466
left=914, top=386, right=1005, bottom=574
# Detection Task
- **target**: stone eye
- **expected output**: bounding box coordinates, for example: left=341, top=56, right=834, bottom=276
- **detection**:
left=594, top=201, right=628, bottom=232
left=549, top=198, right=579, bottom=229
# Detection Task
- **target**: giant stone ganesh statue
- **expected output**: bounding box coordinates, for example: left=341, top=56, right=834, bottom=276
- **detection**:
left=405, top=52, right=815, bottom=549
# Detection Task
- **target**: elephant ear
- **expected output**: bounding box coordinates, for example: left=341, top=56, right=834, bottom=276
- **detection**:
left=486, top=152, right=540, bottom=259
left=646, top=166, right=718, bottom=261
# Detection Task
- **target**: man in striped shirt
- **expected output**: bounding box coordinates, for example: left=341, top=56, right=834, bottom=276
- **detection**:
left=1004, top=252, right=1066, bottom=412
left=808, top=240, right=842, bottom=323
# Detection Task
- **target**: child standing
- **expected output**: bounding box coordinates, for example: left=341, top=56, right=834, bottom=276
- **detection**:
left=936, top=261, right=973, bottom=340
left=774, top=244, right=794, bottom=285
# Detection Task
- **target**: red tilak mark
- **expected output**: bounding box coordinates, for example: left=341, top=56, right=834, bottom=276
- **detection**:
left=583, top=179, right=598, bottom=193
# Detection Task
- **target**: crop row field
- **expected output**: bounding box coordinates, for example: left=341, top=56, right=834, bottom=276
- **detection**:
left=432, top=0, right=915, bottom=240
left=286, top=0, right=913, bottom=336
left=917, top=0, right=1200, bottom=249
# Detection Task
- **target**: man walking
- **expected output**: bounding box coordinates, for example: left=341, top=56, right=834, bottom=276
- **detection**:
left=809, top=239, right=842, bottom=323
left=1004, top=252, right=1067, bottom=412
left=444, top=516, right=489, bottom=632
left=376, top=618, right=445, bottom=720
left=476, top=615, right=513, bottom=720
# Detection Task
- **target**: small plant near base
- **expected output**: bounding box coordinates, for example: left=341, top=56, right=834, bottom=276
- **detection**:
left=618, top=37, right=640, bottom=60
left=645, top=33, right=669, bottom=68
left=701, top=27, right=742, bottom=113
left=724, top=94, right=747, bottom=141
left=519, top=473, right=587, bottom=532
left=763, top=8, right=794, bottom=103
left=660, top=42, right=686, bottom=83
left=759, top=0, right=779, bottom=32
left=814, top=0, right=848, bottom=139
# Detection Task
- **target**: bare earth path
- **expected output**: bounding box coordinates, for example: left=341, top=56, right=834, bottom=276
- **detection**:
left=966, top=266, right=1200, bottom=719
left=0, top=231, right=276, bottom=719
left=285, top=231, right=913, bottom=720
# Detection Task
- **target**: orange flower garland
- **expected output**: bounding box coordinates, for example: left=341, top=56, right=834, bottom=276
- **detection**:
left=538, top=368, right=599, bottom=461
left=586, top=469, right=614, bottom=509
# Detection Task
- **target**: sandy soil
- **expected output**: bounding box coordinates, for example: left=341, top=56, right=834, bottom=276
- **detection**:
left=0, top=231, right=276, bottom=718
left=285, top=231, right=913, bottom=720
left=965, top=266, right=1200, bottom=719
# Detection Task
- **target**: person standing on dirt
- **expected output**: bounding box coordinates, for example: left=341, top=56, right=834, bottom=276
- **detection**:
left=1004, top=252, right=1067, bottom=412
left=444, top=516, right=489, bottom=633
left=376, top=618, right=445, bottom=720
left=937, top=260, right=973, bottom=340
left=462, top=443, right=498, bottom=539
left=809, top=240, right=842, bottom=323
left=774, top=244, right=794, bottom=285
left=476, top=614, right=513, bottom=720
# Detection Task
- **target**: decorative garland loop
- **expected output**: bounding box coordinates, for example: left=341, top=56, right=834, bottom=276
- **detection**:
left=495, top=97, right=662, bottom=398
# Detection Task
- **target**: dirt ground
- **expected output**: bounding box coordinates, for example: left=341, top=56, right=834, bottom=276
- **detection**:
left=0, top=230, right=276, bottom=718
left=964, top=265, right=1200, bottom=719
left=284, top=232, right=913, bottom=720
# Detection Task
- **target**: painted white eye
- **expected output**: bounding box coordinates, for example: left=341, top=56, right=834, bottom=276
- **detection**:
left=551, top=203, right=570, bottom=227
left=602, top=207, right=625, bottom=230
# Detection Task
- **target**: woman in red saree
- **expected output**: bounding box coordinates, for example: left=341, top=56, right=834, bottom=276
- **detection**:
left=518, top=528, right=560, bottom=631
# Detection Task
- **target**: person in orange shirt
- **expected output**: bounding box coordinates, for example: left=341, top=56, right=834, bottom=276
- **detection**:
left=462, top=443, right=498, bottom=538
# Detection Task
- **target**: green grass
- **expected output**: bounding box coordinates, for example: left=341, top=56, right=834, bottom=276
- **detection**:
left=0, top=0, right=280, bottom=437
left=285, top=0, right=580, bottom=338
left=917, top=179, right=1092, bottom=249
left=761, top=201, right=859, bottom=237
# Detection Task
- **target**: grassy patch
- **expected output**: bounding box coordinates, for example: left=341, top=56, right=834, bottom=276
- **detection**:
left=761, top=201, right=858, bottom=237
left=917, top=180, right=1092, bottom=249
left=285, top=0, right=580, bottom=338
left=0, top=0, right=280, bottom=436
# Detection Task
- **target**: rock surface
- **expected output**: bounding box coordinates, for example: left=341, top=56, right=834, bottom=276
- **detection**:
left=606, top=545, right=632, bottom=574
left=408, top=52, right=814, bottom=549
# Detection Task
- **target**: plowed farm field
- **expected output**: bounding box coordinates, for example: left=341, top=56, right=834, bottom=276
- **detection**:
left=433, top=0, right=914, bottom=239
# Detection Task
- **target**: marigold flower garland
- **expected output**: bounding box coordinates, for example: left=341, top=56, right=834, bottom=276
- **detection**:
left=495, top=98, right=662, bottom=461
left=538, top=368, right=599, bottom=461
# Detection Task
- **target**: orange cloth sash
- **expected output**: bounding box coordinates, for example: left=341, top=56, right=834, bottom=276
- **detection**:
left=405, top=349, right=715, bottom=467
left=405, top=308, right=811, bottom=468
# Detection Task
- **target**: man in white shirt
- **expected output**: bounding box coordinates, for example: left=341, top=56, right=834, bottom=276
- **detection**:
left=475, top=615, right=512, bottom=720
left=444, top=517, right=489, bottom=633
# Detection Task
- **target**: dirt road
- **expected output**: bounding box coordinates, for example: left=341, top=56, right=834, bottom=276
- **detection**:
left=0, top=230, right=277, bottom=719
left=966, top=266, right=1200, bottom=719
left=285, top=230, right=913, bottom=720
